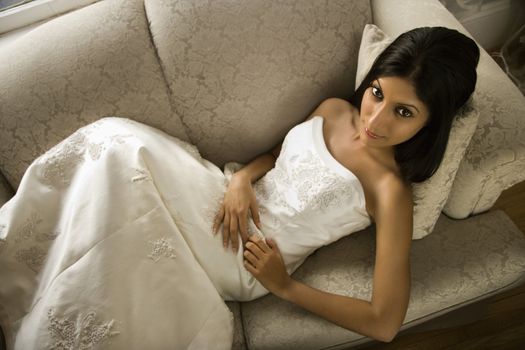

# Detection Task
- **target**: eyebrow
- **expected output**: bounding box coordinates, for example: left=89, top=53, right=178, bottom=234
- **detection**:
left=376, top=79, right=420, bottom=114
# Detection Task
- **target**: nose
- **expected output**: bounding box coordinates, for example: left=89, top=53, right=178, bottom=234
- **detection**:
left=368, top=102, right=388, bottom=132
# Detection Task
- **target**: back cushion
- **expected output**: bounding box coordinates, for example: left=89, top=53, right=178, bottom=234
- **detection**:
left=0, top=0, right=189, bottom=188
left=144, top=0, right=372, bottom=167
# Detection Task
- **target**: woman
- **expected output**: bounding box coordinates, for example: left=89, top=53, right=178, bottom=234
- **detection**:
left=0, top=26, right=479, bottom=349
left=215, top=26, right=480, bottom=342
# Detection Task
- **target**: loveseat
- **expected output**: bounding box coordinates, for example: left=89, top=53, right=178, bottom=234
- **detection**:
left=1, top=0, right=525, bottom=349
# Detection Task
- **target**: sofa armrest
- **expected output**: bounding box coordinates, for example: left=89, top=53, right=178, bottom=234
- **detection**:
left=0, top=171, right=13, bottom=207
left=371, top=0, right=525, bottom=218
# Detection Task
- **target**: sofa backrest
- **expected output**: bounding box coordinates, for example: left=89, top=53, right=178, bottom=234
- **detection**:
left=144, top=0, right=372, bottom=168
left=0, top=0, right=189, bottom=189
left=0, top=0, right=371, bottom=189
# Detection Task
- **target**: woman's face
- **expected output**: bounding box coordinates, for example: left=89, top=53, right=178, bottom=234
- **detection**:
left=359, top=76, right=429, bottom=149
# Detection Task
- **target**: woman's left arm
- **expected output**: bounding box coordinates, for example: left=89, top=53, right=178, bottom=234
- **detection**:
left=243, top=178, right=412, bottom=343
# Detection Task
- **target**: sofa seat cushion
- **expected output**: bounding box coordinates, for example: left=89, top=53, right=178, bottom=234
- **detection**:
left=144, top=0, right=371, bottom=168
left=0, top=0, right=189, bottom=189
left=226, top=301, right=246, bottom=350
left=240, top=210, right=525, bottom=350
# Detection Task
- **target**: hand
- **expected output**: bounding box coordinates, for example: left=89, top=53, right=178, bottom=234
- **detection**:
left=243, top=235, right=292, bottom=297
left=213, top=173, right=262, bottom=253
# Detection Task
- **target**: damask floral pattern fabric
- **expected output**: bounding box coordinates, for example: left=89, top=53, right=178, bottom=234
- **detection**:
left=0, top=0, right=190, bottom=190
left=144, top=0, right=371, bottom=169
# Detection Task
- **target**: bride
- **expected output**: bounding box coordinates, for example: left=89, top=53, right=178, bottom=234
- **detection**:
left=0, top=26, right=479, bottom=349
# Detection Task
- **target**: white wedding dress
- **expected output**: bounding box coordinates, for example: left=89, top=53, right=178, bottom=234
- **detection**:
left=0, top=116, right=370, bottom=349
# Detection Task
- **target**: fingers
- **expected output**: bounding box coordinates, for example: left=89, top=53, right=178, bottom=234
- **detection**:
left=213, top=204, right=225, bottom=235
left=243, top=242, right=263, bottom=271
left=265, top=237, right=278, bottom=252
left=246, top=236, right=269, bottom=255
left=243, top=249, right=259, bottom=267
left=214, top=199, right=262, bottom=253
left=222, top=211, right=231, bottom=249
left=238, top=215, right=249, bottom=245
left=226, top=206, right=251, bottom=253
left=243, top=259, right=257, bottom=274
left=243, top=236, right=274, bottom=273
left=230, top=217, right=239, bottom=253
left=216, top=205, right=246, bottom=253
left=250, top=201, right=262, bottom=230
left=249, top=235, right=270, bottom=250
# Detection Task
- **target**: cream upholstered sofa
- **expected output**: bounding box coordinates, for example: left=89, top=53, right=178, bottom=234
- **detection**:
left=1, top=0, right=525, bottom=349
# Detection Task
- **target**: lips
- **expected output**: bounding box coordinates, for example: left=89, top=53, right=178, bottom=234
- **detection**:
left=365, top=127, right=384, bottom=139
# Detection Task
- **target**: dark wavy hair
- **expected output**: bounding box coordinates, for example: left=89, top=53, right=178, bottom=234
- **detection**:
left=349, top=27, right=480, bottom=183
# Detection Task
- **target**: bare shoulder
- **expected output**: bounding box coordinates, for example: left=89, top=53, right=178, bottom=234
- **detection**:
left=307, top=97, right=357, bottom=121
left=369, top=172, right=413, bottom=221
left=378, top=174, right=412, bottom=204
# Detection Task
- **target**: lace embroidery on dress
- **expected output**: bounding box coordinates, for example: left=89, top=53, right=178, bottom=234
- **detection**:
left=252, top=170, right=284, bottom=230
left=84, top=130, right=134, bottom=162
left=131, top=167, right=152, bottom=183
left=86, top=142, right=104, bottom=161
left=39, top=132, right=87, bottom=188
left=148, top=237, right=176, bottom=262
left=254, top=149, right=354, bottom=227
left=11, top=211, right=58, bottom=272
left=47, top=309, right=119, bottom=350
left=38, top=119, right=137, bottom=188
left=36, top=231, right=60, bottom=242
left=15, top=246, right=46, bottom=272
left=293, top=151, right=353, bottom=211
left=13, top=211, right=59, bottom=243
left=14, top=211, right=42, bottom=243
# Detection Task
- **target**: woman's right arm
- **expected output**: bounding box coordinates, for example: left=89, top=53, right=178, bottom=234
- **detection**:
left=233, top=147, right=281, bottom=184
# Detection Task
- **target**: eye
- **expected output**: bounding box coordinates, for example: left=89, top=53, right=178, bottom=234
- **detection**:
left=370, top=86, right=383, bottom=99
left=396, top=107, right=413, bottom=118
